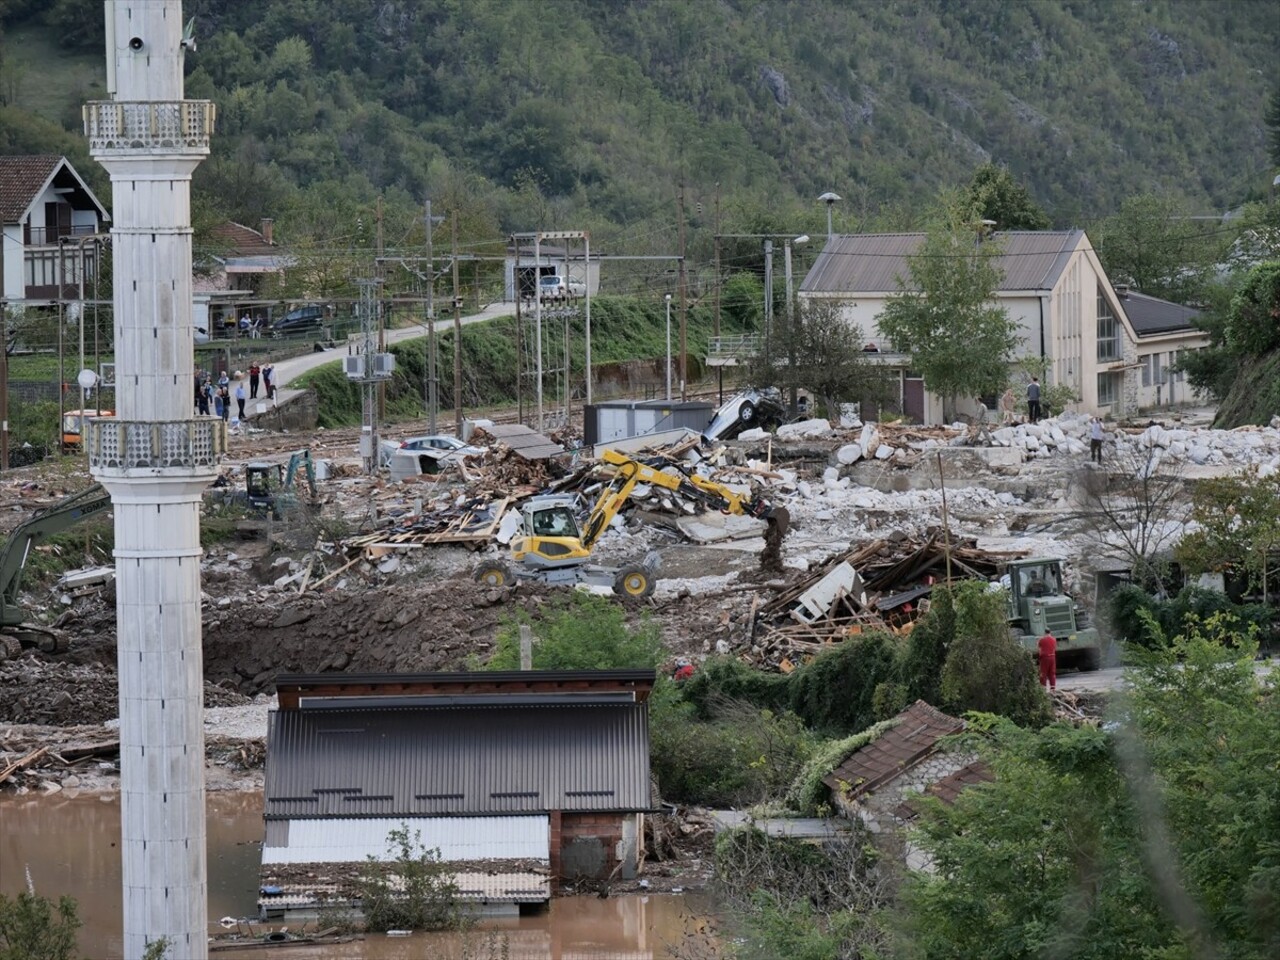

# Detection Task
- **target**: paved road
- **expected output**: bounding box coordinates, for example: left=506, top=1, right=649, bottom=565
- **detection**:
left=1057, top=665, right=1125, bottom=693
left=1056, top=659, right=1275, bottom=694
left=234, top=301, right=516, bottom=423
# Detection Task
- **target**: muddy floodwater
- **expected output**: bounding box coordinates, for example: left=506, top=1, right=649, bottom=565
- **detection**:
left=0, top=791, right=717, bottom=959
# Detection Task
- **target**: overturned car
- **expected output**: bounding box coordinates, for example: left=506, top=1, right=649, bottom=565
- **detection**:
left=702, top=387, right=789, bottom=443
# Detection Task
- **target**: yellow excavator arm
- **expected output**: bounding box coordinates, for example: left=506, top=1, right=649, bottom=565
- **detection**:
left=578, top=449, right=783, bottom=548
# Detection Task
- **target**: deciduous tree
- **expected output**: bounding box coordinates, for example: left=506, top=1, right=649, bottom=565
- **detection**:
left=1094, top=193, right=1221, bottom=303
left=877, top=201, right=1021, bottom=421
left=751, top=298, right=896, bottom=419
left=963, top=163, right=1050, bottom=231
left=1175, top=465, right=1280, bottom=602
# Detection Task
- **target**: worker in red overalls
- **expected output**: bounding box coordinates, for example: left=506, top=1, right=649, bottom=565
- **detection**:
left=1038, top=630, right=1057, bottom=690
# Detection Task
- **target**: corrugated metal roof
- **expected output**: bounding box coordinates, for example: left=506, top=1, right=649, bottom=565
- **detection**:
left=1118, top=290, right=1202, bottom=336
left=479, top=423, right=564, bottom=460
left=800, top=230, right=1085, bottom=295
left=823, top=700, right=964, bottom=799
left=265, top=702, right=651, bottom=818
left=262, top=815, right=549, bottom=864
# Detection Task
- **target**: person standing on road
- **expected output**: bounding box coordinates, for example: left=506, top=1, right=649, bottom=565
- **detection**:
left=235, top=380, right=246, bottom=421
left=1038, top=630, right=1057, bottom=691
left=1027, top=377, right=1042, bottom=423
left=249, top=362, right=261, bottom=399
left=1089, top=417, right=1105, bottom=463
left=262, top=363, right=275, bottom=401
left=219, top=385, right=231, bottom=422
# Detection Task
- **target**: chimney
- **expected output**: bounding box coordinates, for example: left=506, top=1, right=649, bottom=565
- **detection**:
left=1114, top=283, right=1129, bottom=298
left=260, top=218, right=274, bottom=245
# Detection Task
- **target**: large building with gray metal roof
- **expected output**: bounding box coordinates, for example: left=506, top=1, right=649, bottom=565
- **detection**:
left=799, top=230, right=1207, bottom=421
left=259, top=669, right=656, bottom=919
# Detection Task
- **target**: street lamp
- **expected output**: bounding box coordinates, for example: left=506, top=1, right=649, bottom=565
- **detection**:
left=818, top=192, right=841, bottom=239
left=664, top=293, right=673, bottom=401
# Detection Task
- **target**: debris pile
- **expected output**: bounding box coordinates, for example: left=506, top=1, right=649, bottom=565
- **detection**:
left=0, top=655, right=250, bottom=725
left=744, top=534, right=1022, bottom=670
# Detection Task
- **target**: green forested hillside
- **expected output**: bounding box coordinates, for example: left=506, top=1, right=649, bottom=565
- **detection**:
left=1, top=0, right=1276, bottom=251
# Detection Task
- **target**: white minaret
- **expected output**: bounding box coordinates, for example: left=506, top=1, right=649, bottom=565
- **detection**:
left=84, top=2, right=221, bottom=956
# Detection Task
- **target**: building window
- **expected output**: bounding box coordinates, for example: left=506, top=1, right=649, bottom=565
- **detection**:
left=1141, top=354, right=1151, bottom=387
left=1096, top=285, right=1120, bottom=362
left=1097, top=371, right=1120, bottom=406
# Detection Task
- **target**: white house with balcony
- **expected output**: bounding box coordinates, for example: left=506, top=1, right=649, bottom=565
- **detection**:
left=0, top=154, right=110, bottom=304
left=798, top=231, right=1209, bottom=423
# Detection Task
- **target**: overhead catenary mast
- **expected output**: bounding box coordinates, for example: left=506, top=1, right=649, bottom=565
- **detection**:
left=83, top=2, right=220, bottom=956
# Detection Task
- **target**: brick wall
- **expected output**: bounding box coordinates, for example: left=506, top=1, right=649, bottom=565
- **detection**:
left=558, top=812, right=642, bottom=884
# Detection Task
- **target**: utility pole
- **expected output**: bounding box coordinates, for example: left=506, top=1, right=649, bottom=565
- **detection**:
left=513, top=236, right=523, bottom=424
left=784, top=239, right=796, bottom=413
left=356, top=278, right=384, bottom=474
left=713, top=183, right=722, bottom=339
left=583, top=231, right=592, bottom=407
left=763, top=239, right=774, bottom=367
left=452, top=210, right=463, bottom=437
left=375, top=195, right=386, bottom=420
left=535, top=233, right=543, bottom=430
left=677, top=184, right=688, bottom=401
left=425, top=199, right=437, bottom=434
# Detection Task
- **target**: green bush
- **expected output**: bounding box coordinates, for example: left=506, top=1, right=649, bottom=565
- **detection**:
left=484, top=592, right=664, bottom=670
left=679, top=656, right=791, bottom=720
left=940, top=580, right=1051, bottom=727
left=651, top=692, right=816, bottom=807
left=713, top=826, right=890, bottom=959
left=0, top=890, right=80, bottom=960
left=788, top=631, right=901, bottom=736
left=358, top=825, right=465, bottom=933
left=1108, top=583, right=1275, bottom=651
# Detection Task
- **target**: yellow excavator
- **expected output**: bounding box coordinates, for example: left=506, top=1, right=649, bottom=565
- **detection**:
left=474, top=449, right=787, bottom=598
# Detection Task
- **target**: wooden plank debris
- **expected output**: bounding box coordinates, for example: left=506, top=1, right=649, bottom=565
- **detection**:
left=0, top=746, right=49, bottom=785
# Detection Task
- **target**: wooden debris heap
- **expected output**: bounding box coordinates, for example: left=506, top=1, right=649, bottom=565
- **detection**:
left=748, top=534, right=1025, bottom=671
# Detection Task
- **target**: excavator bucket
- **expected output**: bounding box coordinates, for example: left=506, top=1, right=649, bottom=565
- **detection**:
left=767, top=507, right=790, bottom=538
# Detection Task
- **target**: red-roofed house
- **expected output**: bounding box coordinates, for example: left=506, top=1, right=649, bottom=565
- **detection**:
left=0, top=155, right=110, bottom=303
left=196, top=218, right=293, bottom=294
left=823, top=701, right=975, bottom=828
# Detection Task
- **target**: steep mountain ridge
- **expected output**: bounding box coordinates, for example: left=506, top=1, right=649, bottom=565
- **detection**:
left=0, top=0, right=1274, bottom=240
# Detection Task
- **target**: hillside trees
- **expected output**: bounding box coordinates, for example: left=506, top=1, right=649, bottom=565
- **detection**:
left=877, top=201, right=1021, bottom=420
left=1181, top=259, right=1280, bottom=426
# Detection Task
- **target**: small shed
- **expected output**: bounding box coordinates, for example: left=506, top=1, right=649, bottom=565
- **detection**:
left=822, top=700, right=975, bottom=835
left=260, top=669, right=655, bottom=919
left=582, top=399, right=715, bottom=447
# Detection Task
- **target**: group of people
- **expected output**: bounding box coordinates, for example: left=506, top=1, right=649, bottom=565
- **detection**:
left=193, top=360, right=277, bottom=425
left=993, top=378, right=1107, bottom=463
left=238, top=313, right=265, bottom=339
left=194, top=370, right=237, bottom=422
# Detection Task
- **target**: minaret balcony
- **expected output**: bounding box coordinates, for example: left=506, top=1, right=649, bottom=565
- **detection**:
left=87, top=417, right=226, bottom=472
left=84, top=100, right=216, bottom=153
